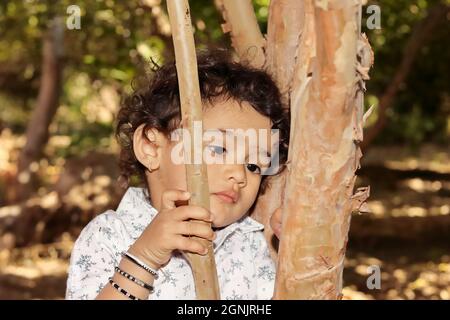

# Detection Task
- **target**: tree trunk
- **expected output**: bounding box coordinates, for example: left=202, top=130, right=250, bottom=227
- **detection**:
left=12, top=18, right=64, bottom=203
left=166, top=0, right=220, bottom=300
left=218, top=0, right=373, bottom=299
left=273, top=0, right=371, bottom=299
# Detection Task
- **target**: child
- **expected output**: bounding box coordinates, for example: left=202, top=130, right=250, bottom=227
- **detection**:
left=66, top=50, right=290, bottom=300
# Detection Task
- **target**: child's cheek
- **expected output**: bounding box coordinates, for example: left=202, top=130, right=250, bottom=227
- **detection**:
left=163, top=145, right=188, bottom=190
left=171, top=163, right=188, bottom=190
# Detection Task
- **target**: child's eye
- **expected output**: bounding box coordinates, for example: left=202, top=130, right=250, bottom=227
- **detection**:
left=208, top=145, right=226, bottom=155
left=246, top=163, right=261, bottom=174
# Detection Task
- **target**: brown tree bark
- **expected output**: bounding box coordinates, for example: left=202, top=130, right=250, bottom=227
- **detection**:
left=12, top=18, right=64, bottom=203
left=166, top=0, right=220, bottom=300
left=215, top=0, right=289, bottom=260
left=217, top=0, right=373, bottom=299
left=361, top=3, right=449, bottom=150
left=273, top=0, right=371, bottom=299
left=265, top=0, right=305, bottom=105
left=214, top=0, right=266, bottom=68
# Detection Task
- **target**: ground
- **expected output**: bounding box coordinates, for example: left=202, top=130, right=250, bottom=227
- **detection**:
left=0, top=144, right=449, bottom=299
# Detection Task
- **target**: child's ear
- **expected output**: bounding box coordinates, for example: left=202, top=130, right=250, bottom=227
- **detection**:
left=133, top=124, right=164, bottom=172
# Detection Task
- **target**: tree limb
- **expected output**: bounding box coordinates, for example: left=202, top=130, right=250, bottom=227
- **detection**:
left=265, top=0, right=304, bottom=105
left=250, top=1, right=305, bottom=259
left=166, top=0, right=220, bottom=300
left=214, top=0, right=266, bottom=68
left=12, top=18, right=64, bottom=203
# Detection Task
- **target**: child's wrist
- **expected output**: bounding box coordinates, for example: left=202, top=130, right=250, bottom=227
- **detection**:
left=116, top=259, right=154, bottom=300
left=127, top=245, right=161, bottom=271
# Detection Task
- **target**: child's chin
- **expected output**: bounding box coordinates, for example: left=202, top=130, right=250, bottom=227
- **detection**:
left=211, top=220, right=225, bottom=230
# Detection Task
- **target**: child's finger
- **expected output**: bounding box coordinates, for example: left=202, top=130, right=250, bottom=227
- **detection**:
left=161, top=190, right=190, bottom=210
left=174, top=205, right=212, bottom=222
left=175, top=236, right=208, bottom=255
left=176, top=221, right=216, bottom=240
left=270, top=207, right=283, bottom=239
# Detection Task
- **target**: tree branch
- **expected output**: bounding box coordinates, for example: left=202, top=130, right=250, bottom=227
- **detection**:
left=12, top=18, right=64, bottom=203
left=214, top=0, right=266, bottom=68
left=265, top=0, right=304, bottom=105
left=166, top=0, right=220, bottom=300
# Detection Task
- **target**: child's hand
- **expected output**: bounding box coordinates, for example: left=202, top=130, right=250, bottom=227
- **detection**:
left=128, top=189, right=216, bottom=270
left=270, top=207, right=283, bottom=239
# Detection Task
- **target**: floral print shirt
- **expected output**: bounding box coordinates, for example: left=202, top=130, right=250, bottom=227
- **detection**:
left=66, top=187, right=275, bottom=300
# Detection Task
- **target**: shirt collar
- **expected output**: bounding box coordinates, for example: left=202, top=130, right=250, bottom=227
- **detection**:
left=115, top=187, right=264, bottom=252
left=212, top=214, right=264, bottom=253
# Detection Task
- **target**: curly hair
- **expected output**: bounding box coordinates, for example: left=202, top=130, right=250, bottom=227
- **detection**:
left=116, top=49, right=290, bottom=195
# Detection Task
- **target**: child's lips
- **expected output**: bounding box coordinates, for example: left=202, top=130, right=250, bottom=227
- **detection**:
left=212, top=190, right=239, bottom=203
left=213, top=193, right=236, bottom=204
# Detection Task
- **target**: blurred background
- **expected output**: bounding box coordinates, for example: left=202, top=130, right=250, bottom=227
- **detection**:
left=0, top=0, right=449, bottom=300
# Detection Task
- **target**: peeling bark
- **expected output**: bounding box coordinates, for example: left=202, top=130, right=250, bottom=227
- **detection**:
left=215, top=0, right=266, bottom=68
left=166, top=0, right=220, bottom=300
left=249, top=1, right=306, bottom=258
left=273, top=0, right=371, bottom=299
left=210, top=0, right=373, bottom=299
left=265, top=0, right=304, bottom=105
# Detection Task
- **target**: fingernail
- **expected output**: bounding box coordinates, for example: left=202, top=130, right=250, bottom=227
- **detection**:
left=184, top=192, right=190, bottom=197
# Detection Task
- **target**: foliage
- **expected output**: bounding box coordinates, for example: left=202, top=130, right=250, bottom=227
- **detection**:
left=362, top=0, right=449, bottom=146
left=0, top=0, right=448, bottom=156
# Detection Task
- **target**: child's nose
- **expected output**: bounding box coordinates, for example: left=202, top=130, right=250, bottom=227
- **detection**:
left=225, top=164, right=247, bottom=188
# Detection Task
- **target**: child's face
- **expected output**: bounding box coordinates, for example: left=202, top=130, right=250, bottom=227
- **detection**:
left=135, top=98, right=274, bottom=228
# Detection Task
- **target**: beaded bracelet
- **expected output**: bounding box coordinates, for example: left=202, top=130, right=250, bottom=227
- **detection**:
left=115, top=266, right=154, bottom=293
left=122, top=252, right=159, bottom=279
left=109, top=278, right=141, bottom=300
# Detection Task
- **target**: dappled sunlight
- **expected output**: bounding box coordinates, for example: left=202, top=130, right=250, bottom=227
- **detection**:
left=0, top=0, right=448, bottom=300
left=0, top=235, right=73, bottom=299
left=63, top=175, right=113, bottom=211
left=26, top=191, right=59, bottom=210
left=366, top=200, right=385, bottom=217
left=363, top=145, right=450, bottom=169
left=390, top=205, right=450, bottom=217
left=1, top=141, right=448, bottom=299
left=344, top=251, right=450, bottom=300
left=365, top=200, right=449, bottom=219
left=385, top=158, right=450, bottom=174
left=342, top=286, right=375, bottom=300
left=0, top=128, right=24, bottom=175
left=402, top=178, right=447, bottom=193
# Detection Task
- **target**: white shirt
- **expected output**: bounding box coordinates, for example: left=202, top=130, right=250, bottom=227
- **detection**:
left=66, top=187, right=275, bottom=300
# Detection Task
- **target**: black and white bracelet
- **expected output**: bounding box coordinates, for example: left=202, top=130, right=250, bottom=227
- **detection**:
left=115, top=266, right=154, bottom=293
left=122, top=251, right=159, bottom=279
left=109, top=278, right=141, bottom=300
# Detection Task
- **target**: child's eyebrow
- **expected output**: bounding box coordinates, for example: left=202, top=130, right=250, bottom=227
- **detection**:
left=204, top=128, right=233, bottom=137
left=206, top=128, right=272, bottom=158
